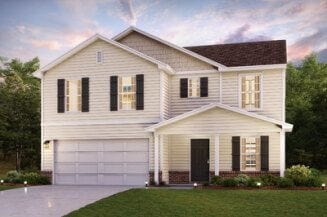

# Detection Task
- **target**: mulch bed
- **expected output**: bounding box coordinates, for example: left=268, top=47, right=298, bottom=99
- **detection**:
left=203, top=185, right=324, bottom=190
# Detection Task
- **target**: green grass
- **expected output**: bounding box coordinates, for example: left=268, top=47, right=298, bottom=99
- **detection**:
left=66, top=189, right=327, bottom=217
left=0, top=185, right=20, bottom=191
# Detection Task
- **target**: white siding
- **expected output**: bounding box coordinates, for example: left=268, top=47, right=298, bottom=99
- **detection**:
left=157, top=107, right=281, bottom=135
left=160, top=71, right=170, bottom=120
left=170, top=73, right=220, bottom=117
left=118, top=32, right=213, bottom=71
left=160, top=135, right=169, bottom=183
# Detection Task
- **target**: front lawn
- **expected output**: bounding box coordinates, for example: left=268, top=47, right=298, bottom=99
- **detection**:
left=66, top=189, right=327, bottom=217
left=0, top=185, right=20, bottom=191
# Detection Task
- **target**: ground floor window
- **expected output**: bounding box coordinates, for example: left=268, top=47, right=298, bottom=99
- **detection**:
left=241, top=137, right=260, bottom=171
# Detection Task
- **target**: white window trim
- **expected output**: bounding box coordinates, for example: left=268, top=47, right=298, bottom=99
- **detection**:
left=119, top=75, right=136, bottom=111
left=238, top=72, right=263, bottom=111
left=240, top=136, right=260, bottom=172
left=188, top=77, right=200, bottom=98
left=96, top=50, right=103, bottom=64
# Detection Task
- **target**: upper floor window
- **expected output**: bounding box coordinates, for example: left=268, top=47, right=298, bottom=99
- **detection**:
left=66, top=80, right=81, bottom=112
left=241, top=137, right=260, bottom=171
left=96, top=51, right=102, bottom=63
left=120, top=76, right=136, bottom=110
left=240, top=75, right=261, bottom=110
left=188, top=78, right=200, bottom=97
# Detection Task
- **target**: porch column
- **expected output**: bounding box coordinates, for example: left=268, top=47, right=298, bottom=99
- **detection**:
left=154, top=133, right=159, bottom=184
left=214, top=134, right=220, bottom=176
left=280, top=130, right=286, bottom=177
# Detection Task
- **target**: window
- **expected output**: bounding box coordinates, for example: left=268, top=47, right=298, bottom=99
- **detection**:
left=66, top=80, right=81, bottom=112
left=241, top=75, right=261, bottom=110
left=119, top=76, right=136, bottom=110
left=241, top=137, right=260, bottom=171
left=188, top=78, right=200, bottom=97
left=96, top=51, right=102, bottom=63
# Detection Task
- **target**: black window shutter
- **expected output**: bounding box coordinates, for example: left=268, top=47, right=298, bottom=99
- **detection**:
left=110, top=76, right=118, bottom=111
left=81, top=77, right=89, bottom=112
left=57, top=79, right=65, bottom=113
left=200, top=77, right=208, bottom=97
left=136, top=74, right=144, bottom=110
left=232, top=136, right=240, bottom=171
left=180, top=78, right=188, bottom=98
left=261, top=136, right=269, bottom=171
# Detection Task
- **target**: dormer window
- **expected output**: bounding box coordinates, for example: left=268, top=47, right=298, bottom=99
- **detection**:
left=188, top=78, right=200, bottom=97
left=240, top=74, right=261, bottom=110
left=96, top=51, right=102, bottom=63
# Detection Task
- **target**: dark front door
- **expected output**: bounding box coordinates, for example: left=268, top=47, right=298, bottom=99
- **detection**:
left=191, top=139, right=209, bottom=182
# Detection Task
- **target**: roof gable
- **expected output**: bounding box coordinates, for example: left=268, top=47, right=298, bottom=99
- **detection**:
left=185, top=40, right=287, bottom=67
left=33, top=34, right=174, bottom=78
left=112, top=27, right=227, bottom=70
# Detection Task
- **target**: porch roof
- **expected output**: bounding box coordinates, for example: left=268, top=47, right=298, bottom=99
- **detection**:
left=145, top=103, right=293, bottom=133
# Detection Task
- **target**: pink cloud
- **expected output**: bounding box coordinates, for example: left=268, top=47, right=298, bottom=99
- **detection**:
left=31, top=40, right=62, bottom=50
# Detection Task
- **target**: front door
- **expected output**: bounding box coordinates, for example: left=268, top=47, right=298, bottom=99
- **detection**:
left=191, top=139, right=209, bottom=182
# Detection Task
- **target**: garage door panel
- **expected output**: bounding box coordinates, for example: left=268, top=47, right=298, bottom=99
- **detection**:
left=103, top=163, right=124, bottom=173
left=125, top=152, right=148, bottom=162
left=55, top=163, right=76, bottom=173
left=78, top=163, right=98, bottom=173
left=103, top=152, right=124, bottom=162
left=125, top=163, right=148, bottom=173
left=77, top=174, right=98, bottom=185
left=56, top=152, right=76, bottom=163
left=125, top=140, right=148, bottom=151
left=78, top=152, right=98, bottom=162
left=78, top=141, right=102, bottom=151
left=56, top=142, right=78, bottom=152
left=102, top=174, right=124, bottom=185
left=55, top=174, right=75, bottom=185
left=125, top=174, right=148, bottom=185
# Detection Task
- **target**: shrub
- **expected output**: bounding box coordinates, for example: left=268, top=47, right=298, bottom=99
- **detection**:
left=21, top=172, right=50, bottom=185
left=234, top=174, right=250, bottom=186
left=6, top=170, right=20, bottom=179
left=260, top=174, right=279, bottom=186
left=247, top=177, right=262, bottom=187
left=285, top=165, right=311, bottom=186
left=210, top=176, right=222, bottom=185
left=278, top=177, right=294, bottom=188
left=305, top=177, right=322, bottom=187
left=5, top=170, right=23, bottom=183
left=222, top=178, right=238, bottom=187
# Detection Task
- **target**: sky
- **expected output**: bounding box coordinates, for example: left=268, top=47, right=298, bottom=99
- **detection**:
left=0, top=0, right=326, bottom=66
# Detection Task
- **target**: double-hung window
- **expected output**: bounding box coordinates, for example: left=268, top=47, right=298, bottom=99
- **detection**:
left=188, top=78, right=200, bottom=97
left=241, top=75, right=261, bottom=110
left=66, top=80, right=81, bottom=112
left=119, top=76, right=136, bottom=110
left=241, top=137, right=260, bottom=171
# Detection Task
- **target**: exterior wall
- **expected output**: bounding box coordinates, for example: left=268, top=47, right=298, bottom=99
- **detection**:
left=170, top=72, right=220, bottom=117
left=160, top=135, right=169, bottom=183
left=160, top=71, right=170, bottom=120
left=221, top=69, right=283, bottom=120
left=118, top=31, right=213, bottom=71
left=156, top=108, right=281, bottom=135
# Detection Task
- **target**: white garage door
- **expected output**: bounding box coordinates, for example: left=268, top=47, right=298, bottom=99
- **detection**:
left=54, top=139, right=149, bottom=185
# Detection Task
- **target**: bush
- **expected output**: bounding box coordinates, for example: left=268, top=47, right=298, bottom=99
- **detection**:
left=21, top=172, right=50, bottom=185
left=247, top=177, right=262, bottom=187
left=5, top=170, right=23, bottom=183
left=260, top=174, right=279, bottom=186
left=278, top=177, right=294, bottom=188
left=210, top=176, right=222, bottom=185
left=6, top=170, right=20, bottom=179
left=234, top=174, right=250, bottom=186
left=285, top=165, right=322, bottom=186
left=222, top=178, right=238, bottom=187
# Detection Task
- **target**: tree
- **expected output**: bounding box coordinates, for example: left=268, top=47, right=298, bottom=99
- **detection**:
left=0, top=57, right=40, bottom=171
left=286, top=54, right=327, bottom=169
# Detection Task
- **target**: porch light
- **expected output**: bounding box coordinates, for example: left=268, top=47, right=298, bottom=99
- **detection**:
left=24, top=181, right=27, bottom=186
left=0, top=179, right=3, bottom=185
left=43, top=140, right=50, bottom=149
left=322, top=183, right=326, bottom=190
left=193, top=183, right=198, bottom=188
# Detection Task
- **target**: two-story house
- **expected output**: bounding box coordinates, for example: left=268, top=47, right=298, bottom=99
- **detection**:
left=34, top=27, right=293, bottom=185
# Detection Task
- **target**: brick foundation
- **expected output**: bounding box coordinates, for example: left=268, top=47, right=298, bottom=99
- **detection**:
left=169, top=171, right=190, bottom=184
left=149, top=171, right=162, bottom=184
left=40, top=170, right=52, bottom=184
left=216, top=171, right=280, bottom=178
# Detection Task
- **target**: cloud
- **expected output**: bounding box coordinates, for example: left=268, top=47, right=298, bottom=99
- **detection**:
left=30, top=40, right=62, bottom=50
left=118, top=0, right=136, bottom=25
left=224, top=24, right=271, bottom=43
left=317, top=48, right=327, bottom=62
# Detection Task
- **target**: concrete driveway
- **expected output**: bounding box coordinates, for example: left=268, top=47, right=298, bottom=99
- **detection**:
left=0, top=185, right=131, bottom=217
